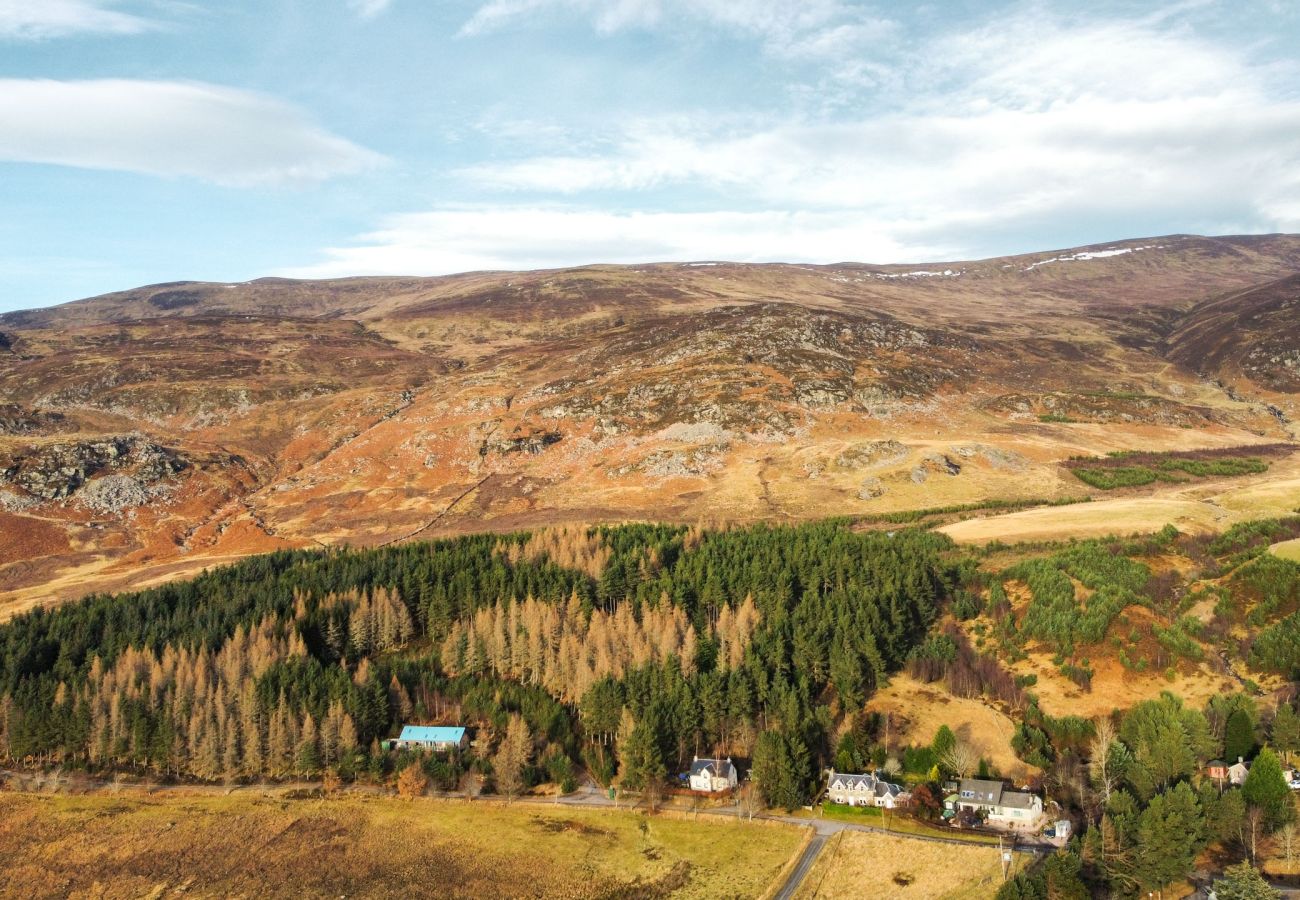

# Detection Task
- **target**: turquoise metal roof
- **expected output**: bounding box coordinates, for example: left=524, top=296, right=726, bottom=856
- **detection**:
left=398, top=725, right=465, bottom=743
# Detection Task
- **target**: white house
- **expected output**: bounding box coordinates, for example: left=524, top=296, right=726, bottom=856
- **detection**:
left=689, top=757, right=738, bottom=793
left=1229, top=757, right=1251, bottom=786
left=948, top=778, right=1043, bottom=827
left=826, top=771, right=911, bottom=809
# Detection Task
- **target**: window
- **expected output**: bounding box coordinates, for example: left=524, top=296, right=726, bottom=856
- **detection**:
left=960, top=790, right=974, bottom=798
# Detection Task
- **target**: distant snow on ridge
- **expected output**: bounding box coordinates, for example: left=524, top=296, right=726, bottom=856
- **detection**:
left=876, top=269, right=961, bottom=279
left=1023, top=245, right=1166, bottom=271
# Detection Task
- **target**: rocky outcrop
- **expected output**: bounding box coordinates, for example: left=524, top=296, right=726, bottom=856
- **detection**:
left=835, top=440, right=909, bottom=470
left=0, top=404, right=67, bottom=435
left=0, top=437, right=186, bottom=505
left=488, top=430, right=562, bottom=456
left=857, top=477, right=885, bottom=500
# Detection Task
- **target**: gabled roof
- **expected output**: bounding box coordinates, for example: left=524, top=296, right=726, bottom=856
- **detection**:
left=831, top=772, right=876, bottom=791
left=827, top=771, right=906, bottom=796
left=398, top=725, right=466, bottom=743
left=959, top=778, right=1005, bottom=804
left=691, top=758, right=734, bottom=778
left=999, top=790, right=1040, bottom=810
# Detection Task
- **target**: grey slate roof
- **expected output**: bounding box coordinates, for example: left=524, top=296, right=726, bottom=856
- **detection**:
left=827, top=771, right=906, bottom=797
left=999, top=791, right=1039, bottom=810
left=691, top=758, right=734, bottom=779
left=959, top=778, right=1005, bottom=805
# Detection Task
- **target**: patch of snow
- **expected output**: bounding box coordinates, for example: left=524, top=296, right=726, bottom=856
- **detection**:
left=1023, top=244, right=1165, bottom=271
left=875, top=269, right=961, bottom=279
left=684, top=262, right=720, bottom=267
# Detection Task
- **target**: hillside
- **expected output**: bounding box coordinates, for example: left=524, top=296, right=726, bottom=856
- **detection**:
left=2, top=233, right=1299, bottom=610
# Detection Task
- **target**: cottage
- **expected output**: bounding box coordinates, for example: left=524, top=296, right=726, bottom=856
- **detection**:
left=1206, top=759, right=1229, bottom=783
left=688, top=757, right=738, bottom=793
left=947, top=778, right=1043, bottom=827
left=1228, top=757, right=1251, bottom=786
left=826, top=771, right=911, bottom=809
left=391, top=725, right=467, bottom=753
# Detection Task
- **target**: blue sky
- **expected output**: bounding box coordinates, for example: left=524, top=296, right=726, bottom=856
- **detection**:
left=1, top=0, right=1298, bottom=311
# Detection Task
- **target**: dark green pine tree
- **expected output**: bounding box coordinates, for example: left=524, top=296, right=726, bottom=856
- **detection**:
left=1225, top=708, right=1257, bottom=763
left=1135, top=781, right=1204, bottom=894
left=1242, top=747, right=1295, bottom=829
left=1271, top=703, right=1300, bottom=765
left=1213, top=862, right=1282, bottom=900
left=618, top=719, right=665, bottom=791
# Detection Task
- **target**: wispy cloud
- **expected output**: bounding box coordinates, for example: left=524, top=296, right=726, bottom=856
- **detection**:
left=458, top=0, right=895, bottom=59
left=0, top=79, right=384, bottom=186
left=288, top=5, right=1300, bottom=277
left=280, top=206, right=938, bottom=278
left=347, top=0, right=392, bottom=20
left=446, top=12, right=1300, bottom=248
left=0, top=0, right=157, bottom=40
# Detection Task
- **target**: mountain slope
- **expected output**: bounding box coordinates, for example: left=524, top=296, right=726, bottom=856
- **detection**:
left=2, top=233, right=1298, bottom=610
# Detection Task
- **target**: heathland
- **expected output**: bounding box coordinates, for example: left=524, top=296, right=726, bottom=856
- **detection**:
left=3, top=234, right=1299, bottom=612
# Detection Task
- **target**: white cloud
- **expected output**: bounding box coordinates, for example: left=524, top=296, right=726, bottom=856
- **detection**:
left=280, top=206, right=941, bottom=278
left=0, top=0, right=155, bottom=40
left=290, top=7, right=1300, bottom=276
left=347, top=0, right=392, bottom=19
left=0, top=79, right=384, bottom=186
left=458, top=0, right=894, bottom=58
left=455, top=14, right=1300, bottom=242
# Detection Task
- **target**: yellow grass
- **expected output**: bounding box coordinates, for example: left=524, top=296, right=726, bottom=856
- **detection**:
left=939, top=497, right=1223, bottom=544
left=0, top=791, right=803, bottom=900
left=865, top=673, right=1030, bottom=779
left=940, top=456, right=1300, bottom=547
left=793, top=831, right=1027, bottom=899
left=1270, top=537, right=1300, bottom=562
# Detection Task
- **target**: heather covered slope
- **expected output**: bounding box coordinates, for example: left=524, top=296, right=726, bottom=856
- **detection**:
left=1, top=234, right=1298, bottom=610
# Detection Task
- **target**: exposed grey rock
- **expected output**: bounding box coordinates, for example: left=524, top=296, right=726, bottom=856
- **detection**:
left=835, top=440, right=908, bottom=470
left=77, top=474, right=162, bottom=513
left=0, top=436, right=186, bottom=503
left=0, top=489, right=34, bottom=512
left=857, top=477, right=885, bottom=499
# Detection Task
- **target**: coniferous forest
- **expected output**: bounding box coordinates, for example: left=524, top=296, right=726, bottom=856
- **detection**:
left=0, top=521, right=948, bottom=798
left=3, top=516, right=1300, bottom=898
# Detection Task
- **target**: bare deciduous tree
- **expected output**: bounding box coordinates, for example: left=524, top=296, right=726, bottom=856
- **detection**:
left=1088, top=717, right=1121, bottom=804
left=941, top=741, right=981, bottom=779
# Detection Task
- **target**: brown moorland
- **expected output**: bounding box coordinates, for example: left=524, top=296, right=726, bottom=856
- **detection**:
left=2, top=233, right=1299, bottom=611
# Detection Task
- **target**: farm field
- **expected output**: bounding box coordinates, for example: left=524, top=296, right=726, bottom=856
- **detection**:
left=0, top=792, right=804, bottom=899
left=792, top=831, right=1027, bottom=899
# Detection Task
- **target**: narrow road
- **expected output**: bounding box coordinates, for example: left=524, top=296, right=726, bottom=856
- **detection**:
left=773, top=831, right=828, bottom=900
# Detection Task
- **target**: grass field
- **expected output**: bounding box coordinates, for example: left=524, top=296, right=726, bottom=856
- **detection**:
left=1271, top=537, right=1300, bottom=562
left=793, top=831, right=1026, bottom=899
left=0, top=792, right=803, bottom=899
left=863, top=673, right=1028, bottom=778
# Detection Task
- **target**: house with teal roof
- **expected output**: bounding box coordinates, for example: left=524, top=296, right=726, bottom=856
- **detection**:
left=389, top=725, right=467, bottom=752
